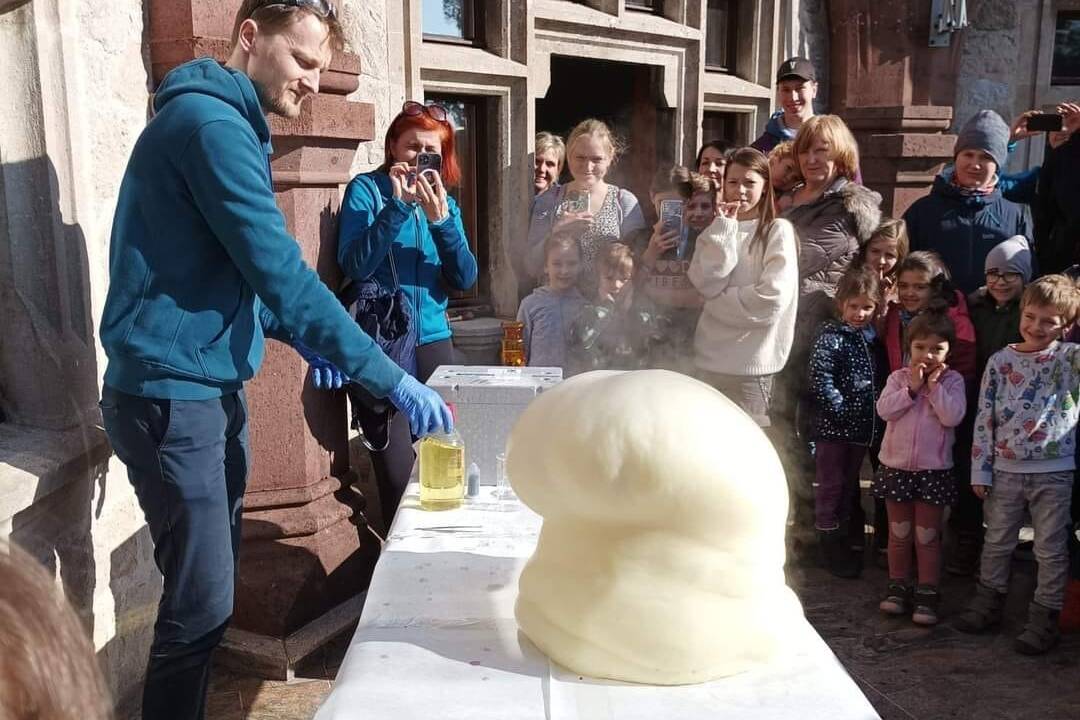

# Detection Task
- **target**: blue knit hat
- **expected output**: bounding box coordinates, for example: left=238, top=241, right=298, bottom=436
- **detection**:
left=955, top=110, right=1010, bottom=168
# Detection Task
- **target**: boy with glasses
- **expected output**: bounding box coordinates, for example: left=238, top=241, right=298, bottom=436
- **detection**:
left=945, top=236, right=1035, bottom=576
left=968, top=236, right=1033, bottom=379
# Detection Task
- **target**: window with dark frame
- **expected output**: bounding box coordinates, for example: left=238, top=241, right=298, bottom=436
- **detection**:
left=422, top=0, right=481, bottom=46
left=705, top=0, right=738, bottom=73
left=702, top=111, right=739, bottom=148
left=1052, top=11, right=1080, bottom=86
left=625, top=0, right=659, bottom=11
left=424, top=93, right=489, bottom=306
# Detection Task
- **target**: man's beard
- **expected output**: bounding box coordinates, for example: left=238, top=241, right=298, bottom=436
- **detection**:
left=252, top=77, right=299, bottom=118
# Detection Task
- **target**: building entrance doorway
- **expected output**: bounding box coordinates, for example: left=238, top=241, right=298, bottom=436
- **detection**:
left=536, top=55, right=674, bottom=224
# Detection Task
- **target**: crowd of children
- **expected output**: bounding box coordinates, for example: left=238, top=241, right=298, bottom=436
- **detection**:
left=520, top=110, right=1080, bottom=655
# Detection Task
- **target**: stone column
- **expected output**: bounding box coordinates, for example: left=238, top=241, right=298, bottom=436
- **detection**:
left=827, top=0, right=964, bottom=217
left=147, top=0, right=378, bottom=679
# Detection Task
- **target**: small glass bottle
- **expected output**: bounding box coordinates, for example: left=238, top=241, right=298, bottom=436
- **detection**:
left=418, top=404, right=465, bottom=511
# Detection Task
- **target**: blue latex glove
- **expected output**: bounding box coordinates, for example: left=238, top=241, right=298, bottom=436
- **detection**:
left=389, top=373, right=453, bottom=438
left=293, top=341, right=348, bottom=390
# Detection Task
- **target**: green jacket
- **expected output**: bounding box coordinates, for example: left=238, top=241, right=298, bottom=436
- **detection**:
left=968, top=287, right=1022, bottom=380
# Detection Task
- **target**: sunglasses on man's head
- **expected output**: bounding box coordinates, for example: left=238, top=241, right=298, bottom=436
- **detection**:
left=248, top=0, right=336, bottom=20
left=402, top=101, right=450, bottom=125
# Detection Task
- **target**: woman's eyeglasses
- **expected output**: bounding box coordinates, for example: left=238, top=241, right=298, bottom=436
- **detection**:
left=402, top=101, right=450, bottom=125
left=985, top=270, right=1022, bottom=284
left=248, top=0, right=336, bottom=20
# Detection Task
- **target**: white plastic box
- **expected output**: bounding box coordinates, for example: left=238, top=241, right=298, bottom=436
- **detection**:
left=426, top=365, right=562, bottom=485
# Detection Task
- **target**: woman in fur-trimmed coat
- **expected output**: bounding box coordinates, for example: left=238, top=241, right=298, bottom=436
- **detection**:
left=784, top=177, right=883, bottom=360
left=773, top=115, right=883, bottom=559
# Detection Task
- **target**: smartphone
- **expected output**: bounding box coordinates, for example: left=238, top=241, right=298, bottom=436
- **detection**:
left=415, top=152, right=442, bottom=180
left=658, top=199, right=684, bottom=260
left=558, top=190, right=590, bottom=216
left=659, top=199, right=683, bottom=236
left=1027, top=113, right=1063, bottom=132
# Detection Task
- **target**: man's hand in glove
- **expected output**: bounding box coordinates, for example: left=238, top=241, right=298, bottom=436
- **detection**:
left=388, top=374, right=453, bottom=437
left=293, top=341, right=348, bottom=390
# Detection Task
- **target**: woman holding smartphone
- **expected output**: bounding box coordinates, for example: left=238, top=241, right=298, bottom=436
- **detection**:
left=523, top=119, right=646, bottom=290
left=338, top=100, right=478, bottom=528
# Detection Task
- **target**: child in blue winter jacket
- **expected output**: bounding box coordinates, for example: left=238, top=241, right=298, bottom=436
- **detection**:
left=808, top=265, right=883, bottom=578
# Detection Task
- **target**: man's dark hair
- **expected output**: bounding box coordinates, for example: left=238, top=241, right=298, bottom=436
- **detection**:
left=232, top=0, right=344, bottom=51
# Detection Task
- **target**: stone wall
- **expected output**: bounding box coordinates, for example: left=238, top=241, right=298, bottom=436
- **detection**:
left=342, top=0, right=400, bottom=173
left=0, top=0, right=159, bottom=716
left=953, top=0, right=1048, bottom=172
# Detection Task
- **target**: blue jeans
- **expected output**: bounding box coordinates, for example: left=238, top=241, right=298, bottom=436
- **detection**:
left=978, top=470, right=1074, bottom=610
left=101, top=386, right=249, bottom=720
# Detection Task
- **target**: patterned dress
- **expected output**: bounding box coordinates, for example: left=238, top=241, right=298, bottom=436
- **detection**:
left=578, top=186, right=622, bottom=275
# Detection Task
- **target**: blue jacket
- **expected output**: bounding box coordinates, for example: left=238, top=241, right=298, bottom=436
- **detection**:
left=750, top=111, right=796, bottom=154
left=904, top=168, right=1032, bottom=295
left=999, top=167, right=1039, bottom=205
left=100, top=58, right=404, bottom=400
left=338, top=172, right=478, bottom=347
left=807, top=320, right=881, bottom=446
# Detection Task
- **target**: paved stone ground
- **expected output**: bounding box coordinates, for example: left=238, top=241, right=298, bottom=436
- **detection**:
left=788, top=555, right=1080, bottom=720
left=206, top=549, right=1078, bottom=720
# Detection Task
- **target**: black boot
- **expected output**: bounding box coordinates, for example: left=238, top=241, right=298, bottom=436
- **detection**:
left=1015, top=602, right=1061, bottom=655
left=819, top=527, right=862, bottom=579
left=879, top=581, right=911, bottom=616
left=912, top=585, right=941, bottom=626
left=953, top=583, right=1006, bottom=633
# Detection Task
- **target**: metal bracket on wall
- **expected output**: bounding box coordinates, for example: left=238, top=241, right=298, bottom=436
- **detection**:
left=929, top=0, right=968, bottom=47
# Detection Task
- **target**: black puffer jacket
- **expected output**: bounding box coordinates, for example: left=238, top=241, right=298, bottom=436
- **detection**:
left=1034, top=134, right=1080, bottom=275
left=806, top=319, right=880, bottom=445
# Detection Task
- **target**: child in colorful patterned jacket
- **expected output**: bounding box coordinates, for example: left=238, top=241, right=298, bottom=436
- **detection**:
left=955, top=275, right=1080, bottom=655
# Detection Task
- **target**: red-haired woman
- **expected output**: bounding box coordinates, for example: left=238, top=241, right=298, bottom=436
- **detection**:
left=338, top=100, right=478, bottom=525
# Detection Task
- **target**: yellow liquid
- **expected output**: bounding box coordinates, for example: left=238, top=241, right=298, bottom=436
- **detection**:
left=419, top=435, right=465, bottom=510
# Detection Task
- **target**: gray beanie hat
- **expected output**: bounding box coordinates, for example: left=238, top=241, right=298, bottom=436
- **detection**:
left=984, top=235, right=1032, bottom=283
left=955, top=110, right=1010, bottom=168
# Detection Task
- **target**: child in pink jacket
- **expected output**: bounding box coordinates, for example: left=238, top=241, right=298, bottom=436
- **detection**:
left=872, top=310, right=967, bottom=626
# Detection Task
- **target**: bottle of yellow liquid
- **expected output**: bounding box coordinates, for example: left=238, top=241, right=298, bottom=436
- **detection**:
left=419, top=404, right=465, bottom=511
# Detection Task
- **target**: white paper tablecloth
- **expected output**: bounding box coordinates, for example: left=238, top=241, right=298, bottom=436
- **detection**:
left=316, top=485, right=880, bottom=720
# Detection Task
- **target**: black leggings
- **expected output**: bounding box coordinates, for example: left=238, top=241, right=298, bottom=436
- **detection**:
left=369, top=339, right=455, bottom=529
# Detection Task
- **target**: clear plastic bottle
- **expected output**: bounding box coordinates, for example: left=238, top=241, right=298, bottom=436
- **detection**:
left=419, top=404, right=465, bottom=511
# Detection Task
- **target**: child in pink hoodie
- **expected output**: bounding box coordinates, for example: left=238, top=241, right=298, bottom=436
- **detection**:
left=872, top=310, right=967, bottom=626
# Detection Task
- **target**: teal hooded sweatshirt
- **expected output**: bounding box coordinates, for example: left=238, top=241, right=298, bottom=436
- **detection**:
left=100, top=58, right=404, bottom=400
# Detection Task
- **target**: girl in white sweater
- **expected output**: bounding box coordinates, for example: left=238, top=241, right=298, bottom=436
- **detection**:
left=688, top=147, right=799, bottom=427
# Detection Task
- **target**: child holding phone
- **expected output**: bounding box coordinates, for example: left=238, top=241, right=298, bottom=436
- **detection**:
left=639, top=168, right=716, bottom=372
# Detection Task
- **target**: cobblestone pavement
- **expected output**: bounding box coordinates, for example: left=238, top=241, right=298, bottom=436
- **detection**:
left=788, top=555, right=1080, bottom=720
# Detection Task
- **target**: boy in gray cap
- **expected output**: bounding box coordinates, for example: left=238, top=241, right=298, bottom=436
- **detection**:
left=904, top=110, right=1032, bottom=295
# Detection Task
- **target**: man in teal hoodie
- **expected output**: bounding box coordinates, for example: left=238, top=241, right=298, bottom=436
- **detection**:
left=98, top=3, right=450, bottom=717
